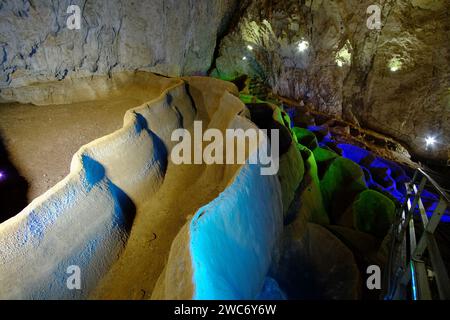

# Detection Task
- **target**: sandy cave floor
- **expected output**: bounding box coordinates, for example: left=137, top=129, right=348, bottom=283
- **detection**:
left=0, top=93, right=164, bottom=203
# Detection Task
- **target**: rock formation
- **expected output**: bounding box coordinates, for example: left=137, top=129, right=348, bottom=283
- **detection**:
left=0, top=0, right=238, bottom=90
left=213, top=0, right=450, bottom=163
left=0, top=0, right=447, bottom=301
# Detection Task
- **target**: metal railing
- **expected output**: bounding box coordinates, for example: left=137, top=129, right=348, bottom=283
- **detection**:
left=385, top=168, right=450, bottom=300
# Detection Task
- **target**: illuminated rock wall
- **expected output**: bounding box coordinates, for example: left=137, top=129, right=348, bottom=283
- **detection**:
left=189, top=159, right=283, bottom=299
left=213, top=0, right=450, bottom=162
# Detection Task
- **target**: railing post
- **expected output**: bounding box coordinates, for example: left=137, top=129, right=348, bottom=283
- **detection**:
left=413, top=198, right=447, bottom=259
left=387, top=168, right=450, bottom=301
left=427, top=232, right=450, bottom=300
left=408, top=176, right=427, bottom=220
left=426, top=198, right=447, bottom=234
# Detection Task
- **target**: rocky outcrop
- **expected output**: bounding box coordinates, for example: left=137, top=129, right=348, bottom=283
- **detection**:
left=320, top=157, right=368, bottom=223
left=277, top=223, right=361, bottom=299
left=0, top=0, right=238, bottom=92
left=213, top=0, right=450, bottom=163
left=350, top=190, right=395, bottom=238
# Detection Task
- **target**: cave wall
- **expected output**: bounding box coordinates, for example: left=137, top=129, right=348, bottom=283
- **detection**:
left=0, top=0, right=238, bottom=90
left=214, top=0, right=450, bottom=162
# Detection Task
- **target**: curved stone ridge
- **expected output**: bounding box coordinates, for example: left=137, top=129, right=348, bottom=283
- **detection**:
left=0, top=76, right=194, bottom=299
left=189, top=143, right=283, bottom=300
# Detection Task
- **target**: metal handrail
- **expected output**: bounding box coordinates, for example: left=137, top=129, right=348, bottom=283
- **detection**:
left=417, top=168, right=450, bottom=203
left=385, top=167, right=450, bottom=300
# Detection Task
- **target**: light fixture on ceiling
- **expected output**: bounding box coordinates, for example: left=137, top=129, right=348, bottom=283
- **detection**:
left=242, top=56, right=247, bottom=61
left=247, top=45, right=253, bottom=51
left=388, top=58, right=402, bottom=72
left=425, top=136, right=436, bottom=147
left=297, top=40, right=309, bottom=52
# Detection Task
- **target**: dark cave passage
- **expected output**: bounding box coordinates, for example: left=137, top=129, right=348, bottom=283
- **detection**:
left=0, top=133, right=29, bottom=223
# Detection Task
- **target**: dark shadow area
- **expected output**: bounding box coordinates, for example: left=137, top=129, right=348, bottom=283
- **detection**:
left=230, top=74, right=248, bottom=91
left=0, top=132, right=29, bottom=223
left=276, top=225, right=363, bottom=300
left=134, top=112, right=168, bottom=175
left=109, top=180, right=136, bottom=233
left=81, top=154, right=136, bottom=234
left=245, top=102, right=292, bottom=155
left=184, top=83, right=198, bottom=115
left=326, top=226, right=385, bottom=300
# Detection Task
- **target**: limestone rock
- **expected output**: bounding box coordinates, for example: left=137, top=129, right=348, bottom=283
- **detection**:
left=292, top=127, right=318, bottom=150
left=278, top=142, right=304, bottom=218
left=214, top=0, right=450, bottom=162
left=295, top=144, right=329, bottom=226
left=351, top=189, right=396, bottom=238
left=0, top=0, right=238, bottom=92
left=277, top=223, right=361, bottom=299
left=313, top=146, right=339, bottom=180
left=320, top=157, right=367, bottom=223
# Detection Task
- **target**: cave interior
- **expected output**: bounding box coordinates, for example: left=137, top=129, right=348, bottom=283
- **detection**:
left=0, top=0, right=449, bottom=301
